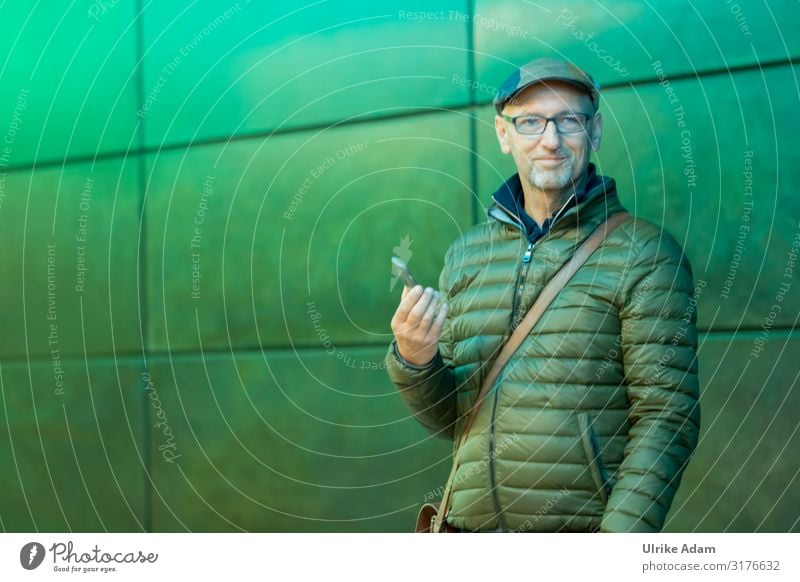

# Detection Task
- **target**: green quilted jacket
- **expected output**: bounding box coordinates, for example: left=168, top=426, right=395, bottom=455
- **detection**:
left=386, top=166, right=700, bottom=533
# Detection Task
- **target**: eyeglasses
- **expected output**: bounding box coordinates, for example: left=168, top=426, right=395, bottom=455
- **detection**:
left=501, top=112, right=593, bottom=136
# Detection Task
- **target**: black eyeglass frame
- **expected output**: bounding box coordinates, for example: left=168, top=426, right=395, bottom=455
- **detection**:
left=500, top=112, right=594, bottom=135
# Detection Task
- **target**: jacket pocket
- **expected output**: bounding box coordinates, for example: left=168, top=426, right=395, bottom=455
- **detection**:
left=577, top=412, right=612, bottom=505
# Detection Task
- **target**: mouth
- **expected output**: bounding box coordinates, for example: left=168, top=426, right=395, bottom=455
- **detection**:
left=534, top=157, right=567, bottom=166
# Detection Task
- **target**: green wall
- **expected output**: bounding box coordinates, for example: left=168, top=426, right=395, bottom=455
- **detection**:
left=0, top=1, right=798, bottom=532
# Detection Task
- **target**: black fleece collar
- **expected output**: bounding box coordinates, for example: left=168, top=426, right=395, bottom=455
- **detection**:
left=491, top=163, right=601, bottom=243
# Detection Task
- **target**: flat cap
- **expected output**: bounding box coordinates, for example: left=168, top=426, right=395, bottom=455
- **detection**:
left=493, top=57, right=600, bottom=114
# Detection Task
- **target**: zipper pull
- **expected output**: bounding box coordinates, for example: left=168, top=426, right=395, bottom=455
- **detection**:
left=522, top=242, right=534, bottom=263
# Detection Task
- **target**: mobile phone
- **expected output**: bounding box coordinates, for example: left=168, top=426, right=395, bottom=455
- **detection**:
left=391, top=256, right=418, bottom=289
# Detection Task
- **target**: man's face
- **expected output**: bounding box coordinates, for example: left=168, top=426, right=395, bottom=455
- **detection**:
left=495, top=80, right=602, bottom=194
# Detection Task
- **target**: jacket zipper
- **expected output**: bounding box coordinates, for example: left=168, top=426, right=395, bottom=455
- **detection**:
left=485, top=238, right=533, bottom=531
left=486, top=374, right=507, bottom=529
left=484, top=191, right=578, bottom=531
left=510, top=242, right=534, bottom=331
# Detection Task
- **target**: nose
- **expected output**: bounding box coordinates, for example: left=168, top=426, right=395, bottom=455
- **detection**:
left=539, top=119, right=562, bottom=149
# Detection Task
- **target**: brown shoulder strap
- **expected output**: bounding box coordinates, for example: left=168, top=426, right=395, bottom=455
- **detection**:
left=432, top=211, right=630, bottom=532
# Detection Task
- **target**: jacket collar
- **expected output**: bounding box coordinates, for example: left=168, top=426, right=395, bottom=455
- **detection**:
left=487, top=163, right=618, bottom=238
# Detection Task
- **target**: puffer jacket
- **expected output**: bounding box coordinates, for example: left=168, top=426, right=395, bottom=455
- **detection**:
left=386, top=164, right=700, bottom=533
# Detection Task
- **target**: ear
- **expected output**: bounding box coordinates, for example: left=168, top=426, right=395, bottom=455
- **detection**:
left=495, top=115, right=512, bottom=155
left=589, top=112, right=603, bottom=152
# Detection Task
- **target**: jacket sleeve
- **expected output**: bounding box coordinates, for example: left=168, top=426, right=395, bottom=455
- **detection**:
left=384, top=245, right=459, bottom=440
left=601, top=231, right=701, bottom=532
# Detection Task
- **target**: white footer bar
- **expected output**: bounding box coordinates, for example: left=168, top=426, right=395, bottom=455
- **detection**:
left=1, top=533, right=797, bottom=580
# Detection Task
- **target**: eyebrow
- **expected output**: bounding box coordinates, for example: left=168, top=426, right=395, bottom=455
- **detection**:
left=513, top=110, right=590, bottom=117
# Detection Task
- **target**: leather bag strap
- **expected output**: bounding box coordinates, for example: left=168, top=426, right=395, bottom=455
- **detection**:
left=432, top=211, right=631, bottom=532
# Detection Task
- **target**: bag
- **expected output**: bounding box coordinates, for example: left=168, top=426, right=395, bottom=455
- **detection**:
left=415, top=502, right=460, bottom=533
left=415, top=212, right=630, bottom=533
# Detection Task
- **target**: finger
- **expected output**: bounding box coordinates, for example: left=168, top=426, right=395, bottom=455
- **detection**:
left=416, top=291, right=440, bottom=335
left=428, top=301, right=449, bottom=338
left=396, top=285, right=423, bottom=321
left=407, top=287, right=435, bottom=323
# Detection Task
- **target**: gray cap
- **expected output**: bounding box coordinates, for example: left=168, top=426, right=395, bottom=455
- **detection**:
left=493, top=58, right=600, bottom=114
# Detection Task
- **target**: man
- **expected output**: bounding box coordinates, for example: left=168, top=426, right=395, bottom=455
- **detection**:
left=385, top=58, right=700, bottom=533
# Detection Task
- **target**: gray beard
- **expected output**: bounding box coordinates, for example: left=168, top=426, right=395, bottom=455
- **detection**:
left=526, top=159, right=575, bottom=192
